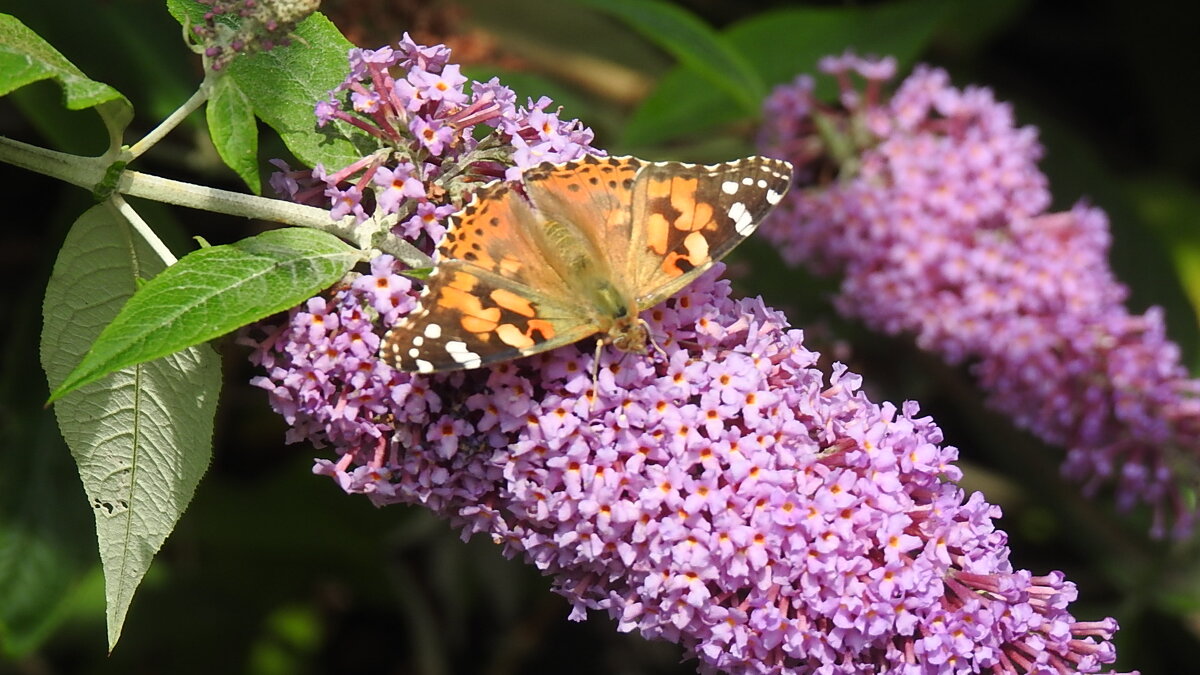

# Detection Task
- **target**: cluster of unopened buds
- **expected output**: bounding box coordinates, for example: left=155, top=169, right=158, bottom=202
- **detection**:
left=190, top=0, right=319, bottom=70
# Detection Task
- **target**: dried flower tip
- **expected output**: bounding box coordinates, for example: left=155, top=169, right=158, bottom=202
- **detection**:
left=192, top=0, right=319, bottom=70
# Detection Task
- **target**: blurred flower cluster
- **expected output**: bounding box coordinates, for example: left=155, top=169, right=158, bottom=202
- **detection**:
left=758, top=52, right=1200, bottom=539
left=269, top=33, right=597, bottom=254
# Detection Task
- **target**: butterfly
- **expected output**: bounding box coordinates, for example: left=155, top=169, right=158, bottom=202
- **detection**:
left=381, top=154, right=793, bottom=374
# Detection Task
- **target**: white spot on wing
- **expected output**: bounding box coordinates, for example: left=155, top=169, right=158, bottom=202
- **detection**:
left=424, top=323, right=442, bottom=339
left=721, top=180, right=739, bottom=195
left=445, top=340, right=482, bottom=368
left=728, top=202, right=754, bottom=235
left=767, top=189, right=783, bottom=205
left=415, top=359, right=434, bottom=373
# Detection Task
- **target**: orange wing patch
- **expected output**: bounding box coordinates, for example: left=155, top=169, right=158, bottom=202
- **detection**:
left=489, top=287, right=536, bottom=317
left=630, top=157, right=793, bottom=305
left=438, top=183, right=538, bottom=284
left=383, top=263, right=578, bottom=372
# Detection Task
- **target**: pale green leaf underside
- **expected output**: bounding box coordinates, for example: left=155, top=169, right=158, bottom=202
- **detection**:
left=40, top=203, right=221, bottom=649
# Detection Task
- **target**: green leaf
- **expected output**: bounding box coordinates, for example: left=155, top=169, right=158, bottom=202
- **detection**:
left=731, top=0, right=951, bottom=87
left=575, top=0, right=763, bottom=114
left=10, top=0, right=194, bottom=120
left=621, top=67, right=745, bottom=150
left=1125, top=177, right=1200, bottom=369
left=402, top=267, right=434, bottom=281
left=0, top=13, right=132, bottom=146
left=207, top=74, right=262, bottom=194
left=49, top=227, right=362, bottom=402
left=168, top=1, right=371, bottom=170
left=39, top=203, right=222, bottom=649
left=0, top=13, right=127, bottom=109
left=228, top=13, right=371, bottom=170
left=622, top=0, right=952, bottom=148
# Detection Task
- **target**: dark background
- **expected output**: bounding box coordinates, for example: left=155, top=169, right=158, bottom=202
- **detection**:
left=3, top=1, right=1199, bottom=673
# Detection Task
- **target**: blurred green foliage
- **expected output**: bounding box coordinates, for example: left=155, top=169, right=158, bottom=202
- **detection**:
left=3, top=0, right=1200, bottom=673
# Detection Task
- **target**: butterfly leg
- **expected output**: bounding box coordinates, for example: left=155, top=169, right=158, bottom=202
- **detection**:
left=641, top=318, right=669, bottom=363
left=587, top=338, right=606, bottom=413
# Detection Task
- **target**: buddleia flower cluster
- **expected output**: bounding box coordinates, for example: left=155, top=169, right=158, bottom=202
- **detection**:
left=246, top=40, right=1128, bottom=673
left=247, top=257, right=1126, bottom=673
left=757, top=52, right=1200, bottom=539
left=269, top=33, right=597, bottom=254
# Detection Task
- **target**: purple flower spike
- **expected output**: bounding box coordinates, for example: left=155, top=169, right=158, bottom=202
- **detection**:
left=247, top=259, right=1126, bottom=674
left=758, top=54, right=1200, bottom=538
left=395, top=32, right=451, bottom=72
left=371, top=163, right=424, bottom=215
left=269, top=36, right=600, bottom=254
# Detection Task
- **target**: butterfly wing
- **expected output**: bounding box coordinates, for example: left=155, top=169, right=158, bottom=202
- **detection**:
left=435, top=181, right=569, bottom=291
left=382, top=181, right=599, bottom=373
left=382, top=154, right=793, bottom=373
left=626, top=157, right=793, bottom=307
left=520, top=154, right=644, bottom=283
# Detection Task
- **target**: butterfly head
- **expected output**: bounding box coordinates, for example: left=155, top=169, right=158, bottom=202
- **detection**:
left=608, top=315, right=650, bottom=354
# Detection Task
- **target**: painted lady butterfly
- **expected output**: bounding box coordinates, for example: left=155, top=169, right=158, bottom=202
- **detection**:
left=382, top=154, right=793, bottom=373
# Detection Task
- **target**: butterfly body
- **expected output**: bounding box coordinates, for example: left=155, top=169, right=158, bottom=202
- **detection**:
left=383, top=154, right=792, bottom=373
left=535, top=217, right=649, bottom=349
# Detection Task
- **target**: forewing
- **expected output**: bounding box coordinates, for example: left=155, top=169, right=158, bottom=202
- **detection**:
left=436, top=180, right=571, bottom=294
left=382, top=262, right=597, bottom=373
left=521, top=154, right=644, bottom=277
left=382, top=180, right=594, bottom=373
left=628, top=157, right=792, bottom=306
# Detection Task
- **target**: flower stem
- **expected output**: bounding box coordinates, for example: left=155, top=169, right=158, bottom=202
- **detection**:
left=0, top=135, right=433, bottom=268
left=125, top=85, right=210, bottom=161
left=0, top=135, right=102, bottom=187
left=112, top=195, right=178, bottom=266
